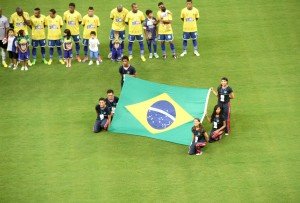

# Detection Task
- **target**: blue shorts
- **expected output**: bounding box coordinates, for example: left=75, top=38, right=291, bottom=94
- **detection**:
left=72, top=35, right=80, bottom=43
left=32, top=39, right=46, bottom=48
left=18, top=50, right=30, bottom=61
left=158, top=34, right=174, bottom=42
left=110, top=29, right=126, bottom=40
left=90, top=50, right=99, bottom=59
left=48, top=40, right=62, bottom=47
left=183, top=32, right=198, bottom=40
left=64, top=49, right=73, bottom=59
left=82, top=39, right=89, bottom=46
left=128, top=34, right=144, bottom=42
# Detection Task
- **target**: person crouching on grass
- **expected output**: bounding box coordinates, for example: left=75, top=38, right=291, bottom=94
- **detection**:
left=62, top=29, right=73, bottom=67
left=205, top=104, right=226, bottom=142
left=88, top=31, right=102, bottom=65
left=93, top=98, right=111, bottom=133
left=188, top=118, right=209, bottom=156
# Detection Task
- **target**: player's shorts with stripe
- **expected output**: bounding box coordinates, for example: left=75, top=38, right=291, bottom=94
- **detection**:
left=110, top=29, right=126, bottom=40
left=18, top=50, right=30, bottom=61
left=128, top=34, right=144, bottom=42
left=158, top=34, right=174, bottom=42
left=64, top=49, right=73, bottom=59
left=32, top=39, right=46, bottom=48
left=82, top=39, right=89, bottom=46
left=183, top=32, right=198, bottom=40
left=48, top=39, right=62, bottom=47
left=72, top=35, right=80, bottom=43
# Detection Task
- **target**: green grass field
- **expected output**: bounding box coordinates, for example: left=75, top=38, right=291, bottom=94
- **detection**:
left=0, top=0, right=299, bottom=202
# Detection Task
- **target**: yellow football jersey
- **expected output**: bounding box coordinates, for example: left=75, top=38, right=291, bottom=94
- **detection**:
left=181, top=7, right=199, bottom=32
left=157, top=10, right=173, bottom=35
left=110, top=7, right=128, bottom=31
left=30, top=15, right=46, bottom=40
left=82, top=15, right=100, bottom=39
left=63, top=10, right=82, bottom=35
left=125, top=11, right=145, bottom=35
left=9, top=12, right=30, bottom=35
left=45, top=15, right=63, bottom=40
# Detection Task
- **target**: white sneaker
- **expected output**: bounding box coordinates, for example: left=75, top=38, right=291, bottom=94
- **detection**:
left=96, top=60, right=99, bottom=65
left=196, top=152, right=203, bottom=156
left=21, top=66, right=25, bottom=71
left=107, top=52, right=112, bottom=59
left=154, top=53, right=159, bottom=58
left=88, top=61, right=93, bottom=65
left=8, top=63, right=13, bottom=68
left=149, top=53, right=153, bottom=59
left=225, top=133, right=229, bottom=136
left=25, top=66, right=28, bottom=71
left=194, top=50, right=200, bottom=56
left=180, top=51, right=187, bottom=57
left=13, top=65, right=18, bottom=70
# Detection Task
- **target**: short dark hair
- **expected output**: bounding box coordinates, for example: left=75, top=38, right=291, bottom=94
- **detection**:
left=122, top=56, right=129, bottom=61
left=49, top=9, right=56, bottom=14
left=69, top=3, right=75, bottom=7
left=90, top=31, right=96, bottom=35
left=187, top=0, right=192, bottom=2
left=221, top=77, right=228, bottom=82
left=146, top=9, right=152, bottom=16
left=158, top=2, right=164, bottom=7
left=107, top=89, right=114, bottom=94
left=131, top=3, right=137, bottom=8
left=34, top=8, right=40, bottom=12
left=99, top=97, right=105, bottom=101
left=88, top=6, right=94, bottom=10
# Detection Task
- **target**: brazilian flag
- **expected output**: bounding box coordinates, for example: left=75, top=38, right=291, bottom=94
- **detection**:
left=109, top=77, right=210, bottom=145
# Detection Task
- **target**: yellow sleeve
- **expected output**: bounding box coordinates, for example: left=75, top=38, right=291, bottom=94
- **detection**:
left=30, top=16, right=34, bottom=26
left=141, top=12, right=145, bottom=21
left=196, top=9, right=200, bottom=19
left=110, top=9, right=114, bottom=19
left=9, top=14, right=14, bottom=24
left=180, top=9, right=184, bottom=19
left=25, top=13, right=30, bottom=20
left=97, top=17, right=100, bottom=26
left=125, top=13, right=129, bottom=23
left=59, top=16, right=63, bottom=26
left=82, top=16, right=86, bottom=26
left=63, top=12, right=67, bottom=21
left=77, top=12, right=82, bottom=22
left=168, top=13, right=173, bottom=21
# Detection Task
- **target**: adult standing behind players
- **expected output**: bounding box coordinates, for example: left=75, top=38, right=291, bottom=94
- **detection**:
left=157, top=2, right=177, bottom=59
left=108, top=5, right=128, bottom=59
left=81, top=6, right=100, bottom=63
left=29, top=8, right=48, bottom=65
left=45, top=9, right=65, bottom=65
left=180, top=0, right=200, bottom=57
left=0, top=8, right=9, bottom=68
left=93, top=98, right=111, bottom=133
left=105, top=89, right=119, bottom=118
left=125, top=3, right=146, bottom=62
left=119, top=55, right=137, bottom=88
left=63, top=3, right=82, bottom=62
left=211, top=77, right=235, bottom=135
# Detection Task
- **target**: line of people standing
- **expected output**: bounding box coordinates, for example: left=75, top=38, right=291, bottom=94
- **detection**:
left=0, top=0, right=201, bottom=70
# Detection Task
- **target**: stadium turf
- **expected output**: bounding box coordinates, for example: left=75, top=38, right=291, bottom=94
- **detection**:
left=0, top=0, right=299, bottom=202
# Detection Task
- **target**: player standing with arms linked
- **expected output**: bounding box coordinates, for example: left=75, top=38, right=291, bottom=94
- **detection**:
left=157, top=2, right=177, bottom=59
left=81, top=6, right=101, bottom=63
left=45, top=9, right=65, bottom=65
left=125, top=3, right=146, bottom=62
left=108, top=5, right=128, bottom=59
left=63, top=3, right=82, bottom=62
left=29, top=8, right=48, bottom=65
left=180, top=0, right=200, bottom=57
